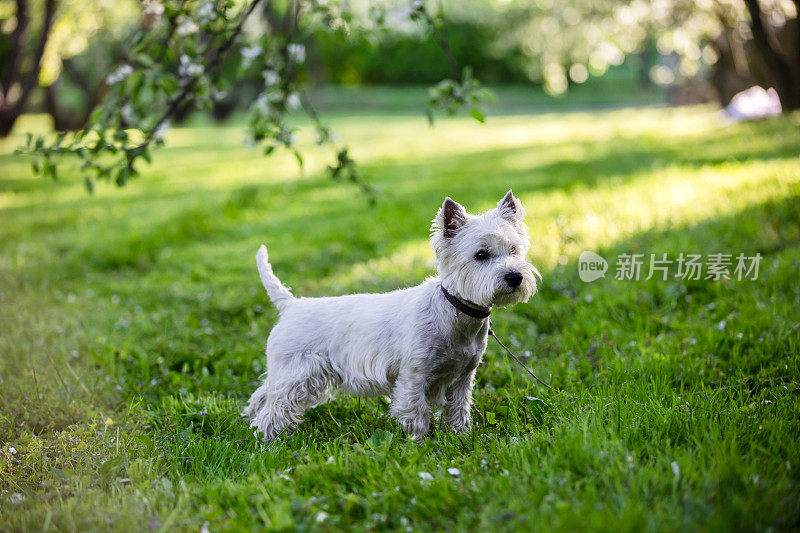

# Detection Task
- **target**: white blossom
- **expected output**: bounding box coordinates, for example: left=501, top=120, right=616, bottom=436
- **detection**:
left=447, top=467, right=460, bottom=477
left=176, top=17, right=199, bottom=36
left=8, top=447, right=17, bottom=455
left=286, top=93, right=301, bottom=110
left=142, top=0, right=165, bottom=17
left=121, top=105, right=136, bottom=123
left=197, top=3, right=216, bottom=23
left=253, top=93, right=271, bottom=116
left=287, top=43, right=306, bottom=63
left=153, top=121, right=171, bottom=141
left=107, top=64, right=133, bottom=85
left=241, top=45, right=262, bottom=68
left=178, top=55, right=204, bottom=77
left=262, top=69, right=280, bottom=87
left=417, top=471, right=433, bottom=481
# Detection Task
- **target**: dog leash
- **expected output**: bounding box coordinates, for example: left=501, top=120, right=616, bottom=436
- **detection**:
left=488, top=325, right=553, bottom=392
left=440, top=284, right=554, bottom=392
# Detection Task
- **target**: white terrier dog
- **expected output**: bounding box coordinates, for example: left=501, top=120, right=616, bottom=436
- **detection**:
left=244, top=190, right=540, bottom=440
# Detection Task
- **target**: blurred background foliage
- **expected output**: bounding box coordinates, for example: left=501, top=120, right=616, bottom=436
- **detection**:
left=1, top=0, right=798, bottom=190
left=2, top=0, right=798, bottom=127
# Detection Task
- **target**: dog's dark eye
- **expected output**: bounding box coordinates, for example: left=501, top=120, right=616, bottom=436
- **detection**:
left=510, top=246, right=517, bottom=255
left=474, top=250, right=490, bottom=261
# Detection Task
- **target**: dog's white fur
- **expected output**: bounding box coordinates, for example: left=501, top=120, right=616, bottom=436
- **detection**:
left=244, top=190, right=540, bottom=440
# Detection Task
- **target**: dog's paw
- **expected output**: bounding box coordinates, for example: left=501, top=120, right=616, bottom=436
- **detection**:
left=444, top=412, right=472, bottom=433
left=398, top=416, right=430, bottom=440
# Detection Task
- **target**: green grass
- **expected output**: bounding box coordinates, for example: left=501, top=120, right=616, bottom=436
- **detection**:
left=1, top=88, right=799, bottom=531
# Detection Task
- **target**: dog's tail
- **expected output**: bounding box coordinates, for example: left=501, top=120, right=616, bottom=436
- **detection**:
left=256, top=245, right=295, bottom=313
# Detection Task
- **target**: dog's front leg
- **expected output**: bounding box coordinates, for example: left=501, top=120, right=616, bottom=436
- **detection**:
left=443, top=368, right=477, bottom=433
left=389, top=368, right=431, bottom=439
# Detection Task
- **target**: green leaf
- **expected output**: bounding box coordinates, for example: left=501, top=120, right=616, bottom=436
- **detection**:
left=486, top=411, right=497, bottom=425
left=366, top=429, right=393, bottom=452
left=291, top=148, right=304, bottom=168
left=470, top=109, right=485, bottom=123
left=115, top=166, right=129, bottom=186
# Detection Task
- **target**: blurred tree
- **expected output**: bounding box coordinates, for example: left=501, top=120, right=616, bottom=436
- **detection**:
left=40, top=0, right=139, bottom=130
left=0, top=0, right=57, bottom=136
left=490, top=0, right=799, bottom=110
left=19, top=0, right=489, bottom=196
left=0, top=0, right=138, bottom=135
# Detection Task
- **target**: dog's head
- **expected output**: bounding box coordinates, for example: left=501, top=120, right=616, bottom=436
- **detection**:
left=430, top=190, right=540, bottom=308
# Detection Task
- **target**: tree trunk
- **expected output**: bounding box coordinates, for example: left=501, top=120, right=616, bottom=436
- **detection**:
left=743, top=0, right=800, bottom=111
left=0, top=0, right=58, bottom=137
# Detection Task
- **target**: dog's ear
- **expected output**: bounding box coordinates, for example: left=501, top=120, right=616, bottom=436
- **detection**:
left=497, top=189, right=526, bottom=221
left=436, top=197, right=467, bottom=239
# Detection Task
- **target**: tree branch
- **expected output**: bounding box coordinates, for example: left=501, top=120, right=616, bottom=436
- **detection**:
left=143, top=0, right=264, bottom=144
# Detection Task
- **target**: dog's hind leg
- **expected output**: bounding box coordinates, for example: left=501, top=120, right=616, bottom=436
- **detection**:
left=247, top=354, right=330, bottom=441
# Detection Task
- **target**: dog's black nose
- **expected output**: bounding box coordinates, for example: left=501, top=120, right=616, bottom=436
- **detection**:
left=504, top=272, right=523, bottom=288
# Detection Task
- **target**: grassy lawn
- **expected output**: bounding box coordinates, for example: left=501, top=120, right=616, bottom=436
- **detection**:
left=1, top=90, right=799, bottom=531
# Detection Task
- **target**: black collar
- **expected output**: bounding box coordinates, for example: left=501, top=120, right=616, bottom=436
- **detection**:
left=440, top=284, right=491, bottom=319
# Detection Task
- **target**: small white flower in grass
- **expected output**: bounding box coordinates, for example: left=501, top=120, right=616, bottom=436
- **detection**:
left=287, top=43, right=306, bottom=63
left=315, top=511, right=329, bottom=523
left=671, top=461, right=680, bottom=478
left=447, top=467, right=460, bottom=477
left=717, top=320, right=726, bottom=331
left=417, top=471, right=433, bottom=481
left=8, top=447, right=17, bottom=455
left=10, top=493, right=23, bottom=504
